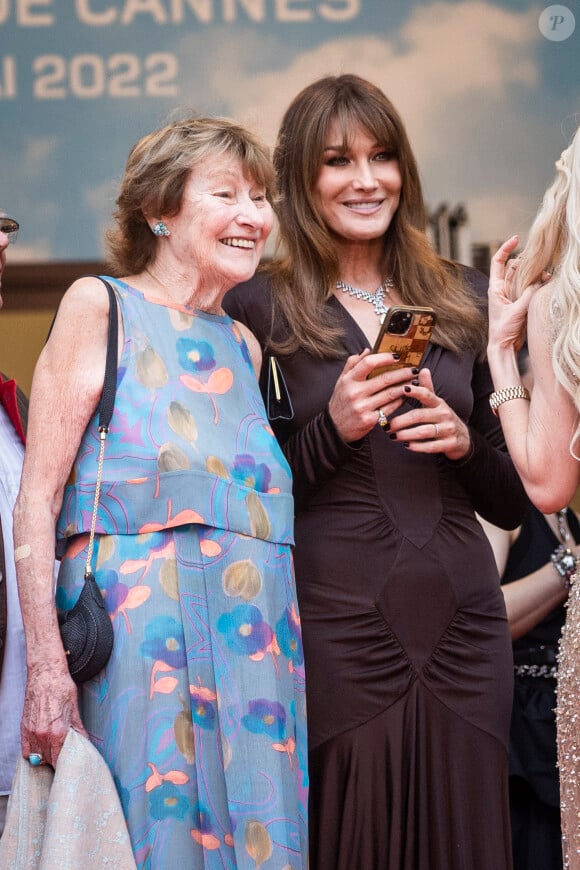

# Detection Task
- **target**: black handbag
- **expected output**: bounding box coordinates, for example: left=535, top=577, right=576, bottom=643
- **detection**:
left=266, top=356, right=294, bottom=421
left=58, top=278, right=117, bottom=684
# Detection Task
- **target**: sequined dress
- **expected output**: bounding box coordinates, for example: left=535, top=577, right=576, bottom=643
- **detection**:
left=557, top=573, right=580, bottom=869
left=225, top=270, right=529, bottom=870
left=55, top=278, right=308, bottom=869
left=502, top=506, right=579, bottom=869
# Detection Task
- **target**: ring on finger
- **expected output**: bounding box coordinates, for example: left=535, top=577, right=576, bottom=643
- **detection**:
left=433, top=422, right=439, bottom=438
left=28, top=753, right=43, bottom=767
left=378, top=409, right=389, bottom=429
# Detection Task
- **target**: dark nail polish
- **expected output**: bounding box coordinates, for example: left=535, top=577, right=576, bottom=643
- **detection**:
left=404, top=385, right=411, bottom=393
left=412, top=378, right=419, bottom=386
left=403, top=441, right=410, bottom=447
left=392, top=353, right=401, bottom=361
left=389, top=433, right=397, bottom=440
left=411, top=367, right=419, bottom=375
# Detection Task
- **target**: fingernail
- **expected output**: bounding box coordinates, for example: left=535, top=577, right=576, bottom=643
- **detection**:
left=389, top=433, right=397, bottom=440
left=404, top=385, right=411, bottom=393
left=403, top=441, right=410, bottom=448
left=392, top=353, right=401, bottom=361
left=411, top=367, right=419, bottom=375
left=412, top=378, right=419, bottom=386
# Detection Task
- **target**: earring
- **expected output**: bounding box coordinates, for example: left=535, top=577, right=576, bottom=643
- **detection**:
left=151, top=221, right=170, bottom=237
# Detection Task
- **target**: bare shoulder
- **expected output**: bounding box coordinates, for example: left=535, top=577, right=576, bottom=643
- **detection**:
left=50, top=276, right=110, bottom=333
left=528, top=282, right=554, bottom=327
left=43, top=277, right=113, bottom=368
left=236, top=320, right=262, bottom=377
left=527, top=283, right=556, bottom=362
left=22, top=278, right=115, bottom=497
left=35, top=276, right=113, bottom=403
left=527, top=281, right=578, bottom=443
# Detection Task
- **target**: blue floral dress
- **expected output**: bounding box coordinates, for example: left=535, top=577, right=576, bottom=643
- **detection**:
left=56, top=278, right=308, bottom=869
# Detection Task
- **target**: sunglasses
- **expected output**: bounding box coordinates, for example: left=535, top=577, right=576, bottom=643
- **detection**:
left=0, top=217, right=19, bottom=243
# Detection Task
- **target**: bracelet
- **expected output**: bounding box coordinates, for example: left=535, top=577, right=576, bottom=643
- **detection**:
left=551, top=544, right=578, bottom=592
left=489, top=385, right=531, bottom=415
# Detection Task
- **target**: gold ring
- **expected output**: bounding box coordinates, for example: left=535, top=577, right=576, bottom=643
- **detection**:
left=378, top=409, right=389, bottom=429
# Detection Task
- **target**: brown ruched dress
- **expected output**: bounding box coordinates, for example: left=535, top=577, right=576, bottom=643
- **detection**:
left=225, top=270, right=529, bottom=870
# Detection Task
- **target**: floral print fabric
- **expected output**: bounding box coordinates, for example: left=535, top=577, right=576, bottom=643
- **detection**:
left=56, top=279, right=308, bottom=869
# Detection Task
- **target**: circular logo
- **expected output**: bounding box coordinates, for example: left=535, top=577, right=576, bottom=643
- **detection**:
left=539, top=5, right=576, bottom=41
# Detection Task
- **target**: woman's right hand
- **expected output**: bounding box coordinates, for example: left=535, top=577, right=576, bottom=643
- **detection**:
left=21, top=663, right=87, bottom=768
left=328, top=349, right=413, bottom=442
left=488, top=236, right=535, bottom=353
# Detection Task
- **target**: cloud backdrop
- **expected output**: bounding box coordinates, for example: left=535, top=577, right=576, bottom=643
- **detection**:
left=1, top=0, right=579, bottom=261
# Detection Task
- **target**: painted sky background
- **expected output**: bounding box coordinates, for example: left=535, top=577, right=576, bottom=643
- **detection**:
left=1, top=0, right=579, bottom=262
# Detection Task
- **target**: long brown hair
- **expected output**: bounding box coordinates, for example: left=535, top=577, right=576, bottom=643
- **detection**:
left=267, top=74, right=485, bottom=358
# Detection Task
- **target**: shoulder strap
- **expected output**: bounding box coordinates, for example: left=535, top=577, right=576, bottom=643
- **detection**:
left=97, top=277, right=118, bottom=431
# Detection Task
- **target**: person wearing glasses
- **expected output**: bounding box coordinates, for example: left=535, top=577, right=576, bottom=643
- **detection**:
left=0, top=213, right=28, bottom=836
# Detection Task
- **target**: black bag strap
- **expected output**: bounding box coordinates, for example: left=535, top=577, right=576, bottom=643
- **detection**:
left=97, top=277, right=118, bottom=430
left=84, top=277, right=118, bottom=579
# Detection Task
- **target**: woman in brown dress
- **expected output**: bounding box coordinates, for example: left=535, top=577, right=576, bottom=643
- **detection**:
left=226, top=74, right=529, bottom=870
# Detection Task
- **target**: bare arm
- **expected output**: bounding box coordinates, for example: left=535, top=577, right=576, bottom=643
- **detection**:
left=14, top=277, right=112, bottom=766
left=477, top=516, right=512, bottom=576
left=487, top=238, right=580, bottom=511
left=478, top=514, right=570, bottom=641
left=502, top=560, right=569, bottom=641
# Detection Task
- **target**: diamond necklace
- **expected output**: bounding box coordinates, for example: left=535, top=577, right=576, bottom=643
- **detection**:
left=336, top=278, right=394, bottom=318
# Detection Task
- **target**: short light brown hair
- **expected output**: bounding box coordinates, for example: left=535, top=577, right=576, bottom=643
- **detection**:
left=106, top=116, right=274, bottom=275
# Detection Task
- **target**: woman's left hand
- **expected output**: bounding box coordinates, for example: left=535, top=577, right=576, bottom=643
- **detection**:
left=386, top=368, right=471, bottom=461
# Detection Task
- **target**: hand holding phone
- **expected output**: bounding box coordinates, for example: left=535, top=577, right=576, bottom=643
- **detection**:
left=368, top=305, right=436, bottom=378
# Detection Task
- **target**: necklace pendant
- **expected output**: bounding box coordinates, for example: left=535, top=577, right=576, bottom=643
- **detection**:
left=373, top=287, right=387, bottom=318
left=557, top=508, right=570, bottom=543
left=336, top=278, right=392, bottom=318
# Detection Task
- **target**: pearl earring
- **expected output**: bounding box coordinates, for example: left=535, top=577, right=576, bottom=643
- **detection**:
left=151, top=221, right=170, bottom=237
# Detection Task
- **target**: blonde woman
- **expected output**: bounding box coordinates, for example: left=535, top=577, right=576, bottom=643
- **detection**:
left=487, top=124, right=580, bottom=868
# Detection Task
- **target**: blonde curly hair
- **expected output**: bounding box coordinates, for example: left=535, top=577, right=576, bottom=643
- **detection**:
left=513, top=124, right=580, bottom=454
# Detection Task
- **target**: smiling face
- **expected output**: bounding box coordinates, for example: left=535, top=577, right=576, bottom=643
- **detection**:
left=314, top=121, right=402, bottom=247
left=161, top=154, right=273, bottom=291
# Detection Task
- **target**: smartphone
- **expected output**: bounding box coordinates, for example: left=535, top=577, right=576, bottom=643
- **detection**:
left=368, top=305, right=436, bottom=377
